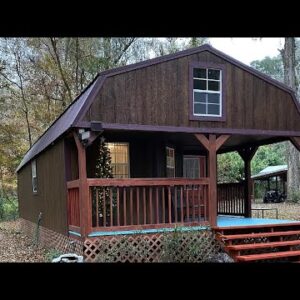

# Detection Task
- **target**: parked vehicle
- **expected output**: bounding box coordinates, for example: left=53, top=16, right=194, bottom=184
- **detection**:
left=263, top=189, right=286, bottom=203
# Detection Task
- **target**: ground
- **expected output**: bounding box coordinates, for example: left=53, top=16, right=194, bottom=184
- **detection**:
left=252, top=201, right=300, bottom=221
left=0, top=221, right=47, bottom=262
left=0, top=202, right=299, bottom=262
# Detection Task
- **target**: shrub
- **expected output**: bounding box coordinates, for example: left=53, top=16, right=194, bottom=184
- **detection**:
left=94, top=228, right=223, bottom=263
left=0, top=193, right=19, bottom=221
left=45, top=248, right=63, bottom=262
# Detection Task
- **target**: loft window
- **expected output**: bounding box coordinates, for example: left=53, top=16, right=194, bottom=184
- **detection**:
left=166, top=147, right=175, bottom=178
left=31, top=160, right=38, bottom=193
left=193, top=68, right=222, bottom=117
left=107, top=143, right=130, bottom=178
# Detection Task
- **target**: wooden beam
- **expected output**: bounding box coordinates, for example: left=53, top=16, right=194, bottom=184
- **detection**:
left=208, top=134, right=217, bottom=226
left=238, top=146, right=258, bottom=218
left=216, top=135, right=230, bottom=151
left=194, top=134, right=209, bottom=151
left=73, top=131, right=91, bottom=239
left=195, top=134, right=224, bottom=226
left=290, top=137, right=300, bottom=152
left=238, top=146, right=258, bottom=162
left=86, top=131, right=102, bottom=147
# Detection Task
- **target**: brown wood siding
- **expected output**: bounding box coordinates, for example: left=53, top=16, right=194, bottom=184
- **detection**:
left=85, top=51, right=300, bottom=132
left=17, top=139, right=68, bottom=235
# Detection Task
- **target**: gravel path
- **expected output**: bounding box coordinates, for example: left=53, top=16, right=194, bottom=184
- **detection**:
left=0, top=221, right=47, bottom=262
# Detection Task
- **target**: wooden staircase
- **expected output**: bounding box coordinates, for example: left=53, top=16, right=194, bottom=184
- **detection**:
left=213, top=222, right=300, bottom=262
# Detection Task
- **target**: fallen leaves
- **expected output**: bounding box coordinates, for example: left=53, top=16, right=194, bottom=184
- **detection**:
left=0, top=220, right=47, bottom=262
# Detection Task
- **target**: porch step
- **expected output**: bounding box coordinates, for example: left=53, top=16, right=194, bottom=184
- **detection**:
left=214, top=223, right=300, bottom=262
left=236, top=250, right=300, bottom=262
left=225, top=239, right=300, bottom=251
left=218, top=230, right=300, bottom=241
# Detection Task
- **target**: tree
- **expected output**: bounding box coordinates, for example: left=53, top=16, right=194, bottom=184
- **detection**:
left=94, top=137, right=113, bottom=226
left=95, top=137, right=113, bottom=179
left=280, top=38, right=300, bottom=197
left=251, top=55, right=284, bottom=82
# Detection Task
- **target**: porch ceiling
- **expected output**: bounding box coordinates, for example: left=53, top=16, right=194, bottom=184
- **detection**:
left=102, top=129, right=288, bottom=153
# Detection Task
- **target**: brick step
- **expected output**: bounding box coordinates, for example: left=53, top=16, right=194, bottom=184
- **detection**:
left=219, top=230, right=300, bottom=241
left=236, top=250, right=300, bottom=262
left=225, top=239, right=300, bottom=251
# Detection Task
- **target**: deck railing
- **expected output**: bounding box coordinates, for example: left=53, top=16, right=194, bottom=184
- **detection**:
left=88, top=178, right=209, bottom=231
left=67, top=179, right=80, bottom=232
left=217, top=182, right=245, bottom=216
left=67, top=178, right=210, bottom=234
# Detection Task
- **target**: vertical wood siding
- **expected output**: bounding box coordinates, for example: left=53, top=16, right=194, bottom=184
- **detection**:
left=85, top=51, right=300, bottom=132
left=18, top=139, right=68, bottom=235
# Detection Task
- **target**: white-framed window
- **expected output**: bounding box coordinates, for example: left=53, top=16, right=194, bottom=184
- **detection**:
left=107, top=143, right=130, bottom=178
left=31, top=160, right=38, bottom=193
left=166, top=147, right=175, bottom=178
left=193, top=68, right=222, bottom=117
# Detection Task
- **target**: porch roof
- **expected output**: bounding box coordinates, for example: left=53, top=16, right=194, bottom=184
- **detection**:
left=251, top=165, right=288, bottom=180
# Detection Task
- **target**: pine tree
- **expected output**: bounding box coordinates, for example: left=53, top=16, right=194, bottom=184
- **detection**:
left=95, top=137, right=113, bottom=178
left=95, top=137, right=114, bottom=226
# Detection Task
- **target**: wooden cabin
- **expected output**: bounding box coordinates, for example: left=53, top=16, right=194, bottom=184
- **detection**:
left=16, top=44, right=300, bottom=261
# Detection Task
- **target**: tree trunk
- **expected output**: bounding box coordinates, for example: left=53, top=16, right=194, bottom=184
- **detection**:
left=281, top=38, right=300, bottom=197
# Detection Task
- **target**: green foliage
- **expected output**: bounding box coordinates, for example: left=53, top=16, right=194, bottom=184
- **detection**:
left=250, top=55, right=284, bottom=82
left=217, top=152, right=244, bottom=183
left=0, top=193, right=18, bottom=221
left=218, top=143, right=287, bottom=184
left=45, top=248, right=63, bottom=262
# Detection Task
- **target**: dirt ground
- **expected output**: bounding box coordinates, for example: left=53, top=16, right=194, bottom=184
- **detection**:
left=252, top=201, right=300, bottom=221
left=0, top=221, right=47, bottom=262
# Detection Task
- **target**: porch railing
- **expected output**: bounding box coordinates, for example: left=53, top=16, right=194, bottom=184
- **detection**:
left=217, top=182, right=245, bottom=216
left=88, top=178, right=209, bottom=231
left=67, top=179, right=80, bottom=232
left=67, top=178, right=210, bottom=234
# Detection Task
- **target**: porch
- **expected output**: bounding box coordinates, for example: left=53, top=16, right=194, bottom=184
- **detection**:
left=65, top=127, right=300, bottom=240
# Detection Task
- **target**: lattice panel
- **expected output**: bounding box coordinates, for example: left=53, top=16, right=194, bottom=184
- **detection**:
left=84, top=230, right=222, bottom=262
left=19, top=218, right=84, bottom=255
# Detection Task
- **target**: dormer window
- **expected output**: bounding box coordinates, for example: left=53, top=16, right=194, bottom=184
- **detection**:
left=190, top=63, right=225, bottom=121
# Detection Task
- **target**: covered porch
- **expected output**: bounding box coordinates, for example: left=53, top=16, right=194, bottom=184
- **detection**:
left=65, top=125, right=300, bottom=239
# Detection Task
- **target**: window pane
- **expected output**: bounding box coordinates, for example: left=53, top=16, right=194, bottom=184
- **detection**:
left=107, top=143, right=129, bottom=178
left=207, top=93, right=220, bottom=104
left=208, top=69, right=220, bottom=80
left=194, top=91, right=206, bottom=103
left=193, top=68, right=206, bottom=79
left=208, top=80, right=220, bottom=91
left=194, top=79, right=206, bottom=90
left=207, top=104, right=220, bottom=115
left=194, top=103, right=206, bottom=115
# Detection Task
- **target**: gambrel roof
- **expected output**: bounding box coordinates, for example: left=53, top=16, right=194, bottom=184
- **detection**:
left=16, top=44, right=300, bottom=172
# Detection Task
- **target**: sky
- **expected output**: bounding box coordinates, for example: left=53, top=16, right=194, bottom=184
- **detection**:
left=209, top=38, right=284, bottom=65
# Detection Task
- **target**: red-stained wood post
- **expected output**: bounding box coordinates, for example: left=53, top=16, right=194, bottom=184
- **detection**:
left=73, top=131, right=91, bottom=239
left=238, top=146, right=258, bottom=218
left=195, top=134, right=230, bottom=226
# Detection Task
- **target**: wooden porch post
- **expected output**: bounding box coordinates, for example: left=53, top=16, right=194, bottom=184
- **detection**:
left=195, top=134, right=230, bottom=226
left=73, top=131, right=91, bottom=239
left=238, top=146, right=258, bottom=218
